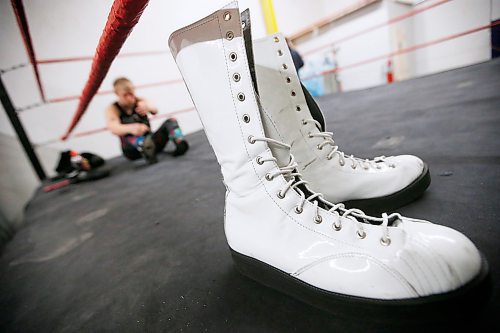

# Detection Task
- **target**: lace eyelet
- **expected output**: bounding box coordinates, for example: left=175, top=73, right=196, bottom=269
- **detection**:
left=232, top=73, right=241, bottom=82
left=229, top=52, right=237, bottom=62
left=308, top=133, right=313, bottom=138
left=237, top=92, right=245, bottom=101
left=351, top=165, right=357, bottom=170
left=223, top=11, right=231, bottom=21
left=294, top=206, right=303, bottom=214
left=376, top=165, right=382, bottom=170
left=314, top=215, right=322, bottom=224
left=333, top=223, right=342, bottom=231
left=363, top=166, right=369, bottom=170
left=248, top=135, right=256, bottom=144
left=265, top=173, right=274, bottom=181
left=226, top=31, right=234, bottom=40
left=277, top=50, right=283, bottom=56
left=316, top=144, right=322, bottom=150
left=256, top=156, right=264, bottom=165
left=301, top=119, right=307, bottom=125
left=243, top=114, right=250, bottom=123
left=273, top=36, right=280, bottom=43
left=327, top=155, right=332, bottom=160
left=291, top=90, right=296, bottom=96
left=380, top=237, right=391, bottom=246
left=241, top=21, right=246, bottom=28
left=286, top=77, right=291, bottom=83
left=296, top=105, right=301, bottom=111
left=277, top=191, right=285, bottom=199
left=357, top=230, right=367, bottom=239
left=339, top=160, right=345, bottom=166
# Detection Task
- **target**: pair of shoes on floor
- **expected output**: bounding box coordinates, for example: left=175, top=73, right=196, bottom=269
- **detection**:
left=54, top=150, right=106, bottom=178
left=48, top=150, right=110, bottom=191
left=168, top=2, right=490, bottom=321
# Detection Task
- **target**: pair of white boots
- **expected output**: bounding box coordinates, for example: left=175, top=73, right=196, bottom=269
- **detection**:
left=169, top=2, right=488, bottom=319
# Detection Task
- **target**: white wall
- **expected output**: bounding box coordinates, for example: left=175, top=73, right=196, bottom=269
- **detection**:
left=409, top=0, right=492, bottom=77
left=284, top=0, right=495, bottom=92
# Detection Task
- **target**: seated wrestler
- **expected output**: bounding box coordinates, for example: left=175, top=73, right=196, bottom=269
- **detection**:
left=105, top=77, right=189, bottom=163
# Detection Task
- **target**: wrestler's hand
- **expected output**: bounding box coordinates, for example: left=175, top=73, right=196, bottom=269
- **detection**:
left=130, top=123, right=150, bottom=136
left=136, top=100, right=153, bottom=116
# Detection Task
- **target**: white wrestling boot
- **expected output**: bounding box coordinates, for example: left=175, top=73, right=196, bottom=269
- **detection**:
left=249, top=24, right=430, bottom=214
left=169, top=2, right=488, bottom=320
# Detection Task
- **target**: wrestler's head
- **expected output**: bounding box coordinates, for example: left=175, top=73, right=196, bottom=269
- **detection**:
left=113, top=77, right=136, bottom=107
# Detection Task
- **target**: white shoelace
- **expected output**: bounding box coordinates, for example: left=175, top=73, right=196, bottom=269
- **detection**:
left=303, top=118, right=395, bottom=170
left=251, top=136, right=397, bottom=246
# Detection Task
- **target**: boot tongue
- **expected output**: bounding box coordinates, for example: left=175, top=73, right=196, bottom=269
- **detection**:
left=255, top=100, right=293, bottom=168
left=242, top=9, right=291, bottom=168
left=301, top=83, right=326, bottom=131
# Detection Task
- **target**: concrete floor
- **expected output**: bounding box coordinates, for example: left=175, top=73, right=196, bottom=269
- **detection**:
left=1, top=59, right=499, bottom=332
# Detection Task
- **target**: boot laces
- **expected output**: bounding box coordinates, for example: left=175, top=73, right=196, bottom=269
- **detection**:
left=252, top=136, right=397, bottom=245
left=303, top=118, right=395, bottom=170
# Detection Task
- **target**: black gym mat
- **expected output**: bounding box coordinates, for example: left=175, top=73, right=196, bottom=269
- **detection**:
left=1, top=59, right=499, bottom=332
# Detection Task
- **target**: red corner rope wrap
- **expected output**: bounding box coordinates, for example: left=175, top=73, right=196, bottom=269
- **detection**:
left=61, top=0, right=150, bottom=140
left=11, top=0, right=46, bottom=102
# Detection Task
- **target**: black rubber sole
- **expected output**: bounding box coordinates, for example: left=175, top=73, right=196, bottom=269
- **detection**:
left=142, top=136, right=158, bottom=164
left=230, top=249, right=491, bottom=323
left=343, top=163, right=431, bottom=215
left=172, top=140, right=189, bottom=157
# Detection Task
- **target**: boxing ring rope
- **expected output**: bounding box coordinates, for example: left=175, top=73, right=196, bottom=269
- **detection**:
left=10, top=0, right=46, bottom=102
left=61, top=0, right=150, bottom=140
left=35, top=107, right=196, bottom=147
left=47, top=79, right=184, bottom=104
left=37, top=49, right=170, bottom=65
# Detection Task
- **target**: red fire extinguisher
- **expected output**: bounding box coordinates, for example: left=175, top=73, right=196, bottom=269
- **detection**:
left=386, top=59, right=394, bottom=84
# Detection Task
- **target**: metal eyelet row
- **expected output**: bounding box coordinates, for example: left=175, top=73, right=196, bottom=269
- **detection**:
left=273, top=35, right=301, bottom=112
left=224, top=15, right=247, bottom=124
